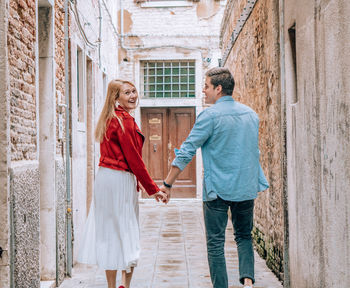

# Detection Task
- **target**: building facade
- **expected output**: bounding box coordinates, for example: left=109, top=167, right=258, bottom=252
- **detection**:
left=118, top=0, right=227, bottom=199
left=0, top=0, right=119, bottom=287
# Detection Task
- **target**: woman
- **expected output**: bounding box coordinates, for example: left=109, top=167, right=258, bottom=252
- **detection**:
left=78, top=79, right=167, bottom=288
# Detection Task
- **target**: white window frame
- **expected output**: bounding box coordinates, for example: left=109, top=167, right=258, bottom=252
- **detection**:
left=141, top=60, right=196, bottom=99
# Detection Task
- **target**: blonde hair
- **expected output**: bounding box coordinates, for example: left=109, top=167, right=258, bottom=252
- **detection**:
left=94, top=79, right=136, bottom=142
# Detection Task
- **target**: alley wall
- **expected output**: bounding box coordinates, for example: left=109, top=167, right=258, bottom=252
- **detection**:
left=220, top=0, right=284, bottom=280
left=0, top=1, right=10, bottom=287
left=0, top=0, right=119, bottom=287
left=284, top=0, right=350, bottom=287
left=7, top=0, right=40, bottom=286
left=68, top=0, right=119, bottom=268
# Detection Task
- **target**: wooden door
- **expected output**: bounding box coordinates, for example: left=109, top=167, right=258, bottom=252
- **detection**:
left=141, top=107, right=196, bottom=198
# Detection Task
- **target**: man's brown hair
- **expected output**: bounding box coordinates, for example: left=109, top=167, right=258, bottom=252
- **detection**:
left=205, top=67, right=235, bottom=96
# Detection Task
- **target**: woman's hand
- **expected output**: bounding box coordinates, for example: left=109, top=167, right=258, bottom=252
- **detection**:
left=154, top=190, right=168, bottom=204
left=159, top=185, right=171, bottom=202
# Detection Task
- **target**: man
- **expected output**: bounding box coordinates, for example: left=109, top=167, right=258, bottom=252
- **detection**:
left=160, top=67, right=269, bottom=288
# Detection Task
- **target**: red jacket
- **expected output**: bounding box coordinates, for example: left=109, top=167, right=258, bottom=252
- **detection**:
left=99, top=106, right=159, bottom=196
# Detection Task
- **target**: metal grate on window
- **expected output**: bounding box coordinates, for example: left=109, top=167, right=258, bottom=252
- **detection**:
left=142, top=61, right=196, bottom=98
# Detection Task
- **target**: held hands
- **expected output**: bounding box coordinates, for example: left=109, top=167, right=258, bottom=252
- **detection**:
left=154, top=190, right=169, bottom=204
left=159, top=185, right=171, bottom=203
left=154, top=183, right=172, bottom=204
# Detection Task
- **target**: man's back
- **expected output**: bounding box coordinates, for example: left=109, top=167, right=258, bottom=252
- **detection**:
left=200, top=96, right=265, bottom=201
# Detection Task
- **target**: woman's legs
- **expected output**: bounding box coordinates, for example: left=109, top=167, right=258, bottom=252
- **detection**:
left=121, top=268, right=134, bottom=288
left=105, top=270, right=117, bottom=288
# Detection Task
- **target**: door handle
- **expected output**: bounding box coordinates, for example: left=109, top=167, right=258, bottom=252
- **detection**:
left=153, top=143, right=157, bottom=152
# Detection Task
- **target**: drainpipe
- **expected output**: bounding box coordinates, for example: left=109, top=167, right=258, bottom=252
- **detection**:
left=10, top=189, right=14, bottom=287
left=279, top=0, right=290, bottom=286
left=64, top=0, right=72, bottom=277
left=120, top=0, right=124, bottom=48
left=98, top=0, right=102, bottom=67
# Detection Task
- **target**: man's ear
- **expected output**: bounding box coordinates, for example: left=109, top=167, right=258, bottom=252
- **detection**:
left=216, top=84, right=223, bottom=95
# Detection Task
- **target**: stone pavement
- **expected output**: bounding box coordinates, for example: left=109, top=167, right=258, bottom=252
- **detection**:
left=59, top=200, right=282, bottom=288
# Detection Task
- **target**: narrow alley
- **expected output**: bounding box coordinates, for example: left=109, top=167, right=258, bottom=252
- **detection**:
left=0, top=0, right=349, bottom=288
left=58, top=200, right=282, bottom=288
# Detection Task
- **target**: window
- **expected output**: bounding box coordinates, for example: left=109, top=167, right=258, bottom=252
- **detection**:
left=77, top=47, right=85, bottom=122
left=288, top=23, right=298, bottom=104
left=102, top=72, right=107, bottom=99
left=142, top=60, right=195, bottom=98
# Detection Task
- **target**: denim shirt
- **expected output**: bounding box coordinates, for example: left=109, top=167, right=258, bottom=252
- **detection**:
left=172, top=96, right=269, bottom=202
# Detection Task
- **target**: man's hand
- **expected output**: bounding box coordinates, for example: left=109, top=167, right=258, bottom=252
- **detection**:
left=159, top=185, right=171, bottom=203
left=154, top=190, right=168, bottom=204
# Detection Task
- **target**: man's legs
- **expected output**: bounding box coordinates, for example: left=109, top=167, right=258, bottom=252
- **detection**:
left=203, top=197, right=229, bottom=288
left=230, top=199, right=255, bottom=285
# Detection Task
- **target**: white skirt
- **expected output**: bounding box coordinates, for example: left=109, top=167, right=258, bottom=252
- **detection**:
left=77, top=167, right=140, bottom=272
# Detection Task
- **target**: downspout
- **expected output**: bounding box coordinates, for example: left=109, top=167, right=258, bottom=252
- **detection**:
left=98, top=0, right=102, bottom=67
left=120, top=0, right=124, bottom=48
left=64, top=0, right=72, bottom=277
left=279, top=0, right=290, bottom=286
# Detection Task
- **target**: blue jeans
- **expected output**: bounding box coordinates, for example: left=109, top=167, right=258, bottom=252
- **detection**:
left=203, top=197, right=255, bottom=287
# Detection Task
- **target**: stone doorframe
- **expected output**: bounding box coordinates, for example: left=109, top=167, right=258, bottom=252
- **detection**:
left=134, top=51, right=205, bottom=199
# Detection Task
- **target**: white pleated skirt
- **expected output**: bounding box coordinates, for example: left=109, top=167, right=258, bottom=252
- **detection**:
left=77, top=167, right=140, bottom=272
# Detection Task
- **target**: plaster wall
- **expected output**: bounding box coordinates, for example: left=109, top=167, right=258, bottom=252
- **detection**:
left=0, top=0, right=10, bottom=286
left=38, top=4, right=57, bottom=280
left=69, top=0, right=119, bottom=264
left=9, top=162, right=40, bottom=288
left=284, top=0, right=350, bottom=287
left=55, top=158, right=66, bottom=284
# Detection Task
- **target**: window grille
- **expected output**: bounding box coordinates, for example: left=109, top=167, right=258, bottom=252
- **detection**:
left=142, top=61, right=196, bottom=98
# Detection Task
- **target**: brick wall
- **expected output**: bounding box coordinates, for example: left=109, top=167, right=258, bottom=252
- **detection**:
left=8, top=0, right=37, bottom=162
left=221, top=0, right=284, bottom=280
left=55, top=0, right=65, bottom=152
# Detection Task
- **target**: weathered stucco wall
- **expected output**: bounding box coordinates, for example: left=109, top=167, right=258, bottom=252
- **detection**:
left=118, top=0, right=224, bottom=84
left=221, top=0, right=284, bottom=280
left=0, top=0, right=10, bottom=286
left=70, top=0, right=119, bottom=266
left=55, top=158, right=66, bottom=285
left=284, top=0, right=350, bottom=287
left=10, top=163, right=40, bottom=288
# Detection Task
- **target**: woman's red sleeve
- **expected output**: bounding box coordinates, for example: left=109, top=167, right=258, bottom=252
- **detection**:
left=114, top=118, right=159, bottom=196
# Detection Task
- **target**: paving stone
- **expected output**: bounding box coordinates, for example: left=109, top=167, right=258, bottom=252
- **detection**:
left=59, top=200, right=282, bottom=288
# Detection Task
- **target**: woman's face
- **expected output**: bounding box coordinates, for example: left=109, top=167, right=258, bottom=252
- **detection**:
left=117, top=83, right=138, bottom=112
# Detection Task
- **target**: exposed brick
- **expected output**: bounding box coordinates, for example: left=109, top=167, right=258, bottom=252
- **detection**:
left=221, top=0, right=284, bottom=281
left=18, top=0, right=27, bottom=9
left=8, top=0, right=37, bottom=161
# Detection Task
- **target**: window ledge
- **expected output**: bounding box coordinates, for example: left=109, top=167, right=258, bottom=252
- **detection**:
left=141, top=1, right=193, bottom=8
